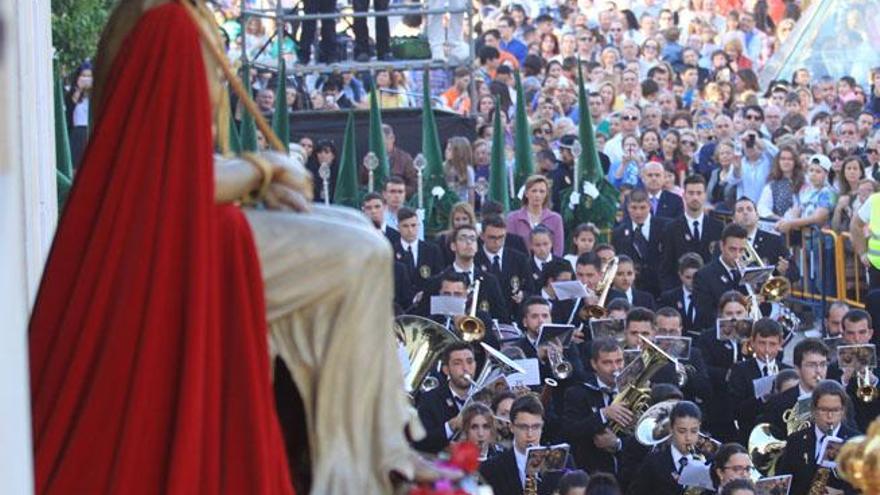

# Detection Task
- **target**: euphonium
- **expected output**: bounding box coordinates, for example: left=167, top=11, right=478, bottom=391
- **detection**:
left=547, top=345, right=573, bottom=380
left=856, top=367, right=878, bottom=403
left=609, top=336, right=673, bottom=434
left=741, top=241, right=791, bottom=302
left=579, top=256, right=619, bottom=320
left=455, top=278, right=485, bottom=342
left=748, top=423, right=786, bottom=476
left=394, top=315, right=462, bottom=398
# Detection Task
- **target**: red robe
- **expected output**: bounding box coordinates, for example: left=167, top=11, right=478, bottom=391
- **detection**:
left=29, top=4, right=294, bottom=494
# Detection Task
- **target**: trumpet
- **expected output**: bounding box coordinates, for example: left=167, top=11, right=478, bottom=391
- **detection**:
left=547, top=345, right=573, bottom=380
left=856, top=367, right=878, bottom=402
left=579, top=256, right=619, bottom=320
left=454, top=278, right=485, bottom=342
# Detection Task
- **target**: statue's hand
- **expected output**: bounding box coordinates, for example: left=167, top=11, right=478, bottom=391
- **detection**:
left=262, top=151, right=314, bottom=203
left=263, top=183, right=311, bottom=213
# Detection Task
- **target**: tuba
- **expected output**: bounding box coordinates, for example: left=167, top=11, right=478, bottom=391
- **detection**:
left=395, top=315, right=462, bottom=397
left=579, top=256, right=619, bottom=320
left=609, top=336, right=674, bottom=434
left=454, top=278, right=485, bottom=342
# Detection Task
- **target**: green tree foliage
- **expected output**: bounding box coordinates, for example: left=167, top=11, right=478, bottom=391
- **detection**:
left=51, top=0, right=113, bottom=75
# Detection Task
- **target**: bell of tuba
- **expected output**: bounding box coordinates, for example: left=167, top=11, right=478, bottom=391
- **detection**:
left=395, top=315, right=462, bottom=397
left=454, top=278, right=486, bottom=342
left=609, top=336, right=673, bottom=434
left=748, top=423, right=786, bottom=476
left=579, top=256, right=619, bottom=320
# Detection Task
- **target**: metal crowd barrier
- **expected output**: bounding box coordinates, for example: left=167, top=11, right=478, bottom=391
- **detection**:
left=787, top=227, right=865, bottom=309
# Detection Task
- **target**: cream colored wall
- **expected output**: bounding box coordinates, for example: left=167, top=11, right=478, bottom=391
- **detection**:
left=0, top=0, right=57, bottom=492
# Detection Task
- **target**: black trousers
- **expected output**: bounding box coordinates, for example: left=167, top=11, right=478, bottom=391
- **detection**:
left=300, top=0, right=337, bottom=61
left=352, top=0, right=389, bottom=56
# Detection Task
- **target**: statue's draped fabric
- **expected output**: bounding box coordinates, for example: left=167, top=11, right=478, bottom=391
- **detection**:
left=29, top=4, right=293, bottom=494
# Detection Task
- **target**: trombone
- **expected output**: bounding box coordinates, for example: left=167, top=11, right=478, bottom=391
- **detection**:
left=454, top=278, right=485, bottom=342
left=579, top=256, right=619, bottom=320
left=740, top=242, right=791, bottom=302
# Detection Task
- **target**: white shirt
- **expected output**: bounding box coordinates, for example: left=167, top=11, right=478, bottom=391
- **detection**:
left=453, top=262, right=475, bottom=283
left=484, top=247, right=504, bottom=270
left=798, top=384, right=813, bottom=400
left=684, top=211, right=705, bottom=240
left=624, top=287, right=634, bottom=304
left=401, top=239, right=419, bottom=266
left=533, top=255, right=552, bottom=269
left=682, top=286, right=693, bottom=313
left=514, top=445, right=529, bottom=488
left=632, top=214, right=652, bottom=241
left=814, top=423, right=841, bottom=461
left=670, top=444, right=690, bottom=473
left=443, top=387, right=470, bottom=439
left=719, top=257, right=738, bottom=281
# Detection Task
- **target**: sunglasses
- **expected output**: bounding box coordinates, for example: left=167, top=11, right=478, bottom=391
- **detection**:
left=621, top=115, right=639, bottom=121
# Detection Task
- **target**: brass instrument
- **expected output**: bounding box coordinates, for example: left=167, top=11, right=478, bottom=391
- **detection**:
left=741, top=242, right=792, bottom=302
left=473, top=342, right=527, bottom=389
left=748, top=423, right=787, bottom=476
left=609, top=336, right=674, bottom=434
left=579, top=256, right=619, bottom=320
left=547, top=345, right=573, bottom=380
left=635, top=399, right=678, bottom=446
left=837, top=418, right=880, bottom=493
left=454, top=278, right=485, bottom=341
left=524, top=474, right=538, bottom=495
left=807, top=426, right=834, bottom=495
left=394, top=315, right=462, bottom=397
left=856, top=367, right=878, bottom=402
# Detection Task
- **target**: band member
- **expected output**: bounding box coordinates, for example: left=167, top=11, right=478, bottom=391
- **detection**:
left=395, top=207, right=443, bottom=294
left=361, top=191, right=400, bottom=244
left=424, top=272, right=498, bottom=350
left=709, top=443, right=754, bottom=494
left=424, top=224, right=509, bottom=321
left=758, top=338, right=830, bottom=438
left=835, top=309, right=880, bottom=430
left=607, top=255, right=656, bottom=309
left=480, top=394, right=572, bottom=495
left=537, top=259, right=579, bottom=322
left=697, top=291, right=750, bottom=442
left=529, top=225, right=567, bottom=283
left=659, top=253, right=704, bottom=337
left=561, top=338, right=629, bottom=474
left=732, top=197, right=796, bottom=280
left=414, top=342, right=476, bottom=453
left=623, top=306, right=657, bottom=350
left=727, top=318, right=791, bottom=445
left=460, top=403, right=504, bottom=461
left=628, top=401, right=706, bottom=495
left=777, top=380, right=860, bottom=495
left=477, top=215, right=535, bottom=319
left=662, top=175, right=724, bottom=289
left=612, top=189, right=668, bottom=298
left=825, top=301, right=850, bottom=338
left=652, top=307, right=713, bottom=408
left=693, top=224, right=750, bottom=328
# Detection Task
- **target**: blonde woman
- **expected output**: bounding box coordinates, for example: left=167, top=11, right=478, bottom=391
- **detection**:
left=506, top=175, right=565, bottom=256
left=444, top=136, right=476, bottom=204
left=439, top=202, right=478, bottom=264
left=460, top=403, right=503, bottom=461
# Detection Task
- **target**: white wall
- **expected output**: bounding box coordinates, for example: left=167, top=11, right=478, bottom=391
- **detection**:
left=0, top=0, right=58, bottom=492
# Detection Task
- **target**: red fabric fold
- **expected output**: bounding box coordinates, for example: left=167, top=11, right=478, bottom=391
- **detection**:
left=29, top=4, right=293, bottom=494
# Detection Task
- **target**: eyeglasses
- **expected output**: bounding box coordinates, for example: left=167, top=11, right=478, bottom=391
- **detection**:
left=622, top=115, right=639, bottom=121
left=513, top=423, right=544, bottom=432
left=456, top=235, right=478, bottom=243
left=815, top=407, right=844, bottom=415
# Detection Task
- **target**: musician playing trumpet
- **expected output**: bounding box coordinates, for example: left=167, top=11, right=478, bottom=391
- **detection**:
left=833, top=310, right=880, bottom=431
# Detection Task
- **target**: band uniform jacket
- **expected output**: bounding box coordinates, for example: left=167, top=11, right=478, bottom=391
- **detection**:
left=417, top=266, right=511, bottom=323
left=661, top=214, right=723, bottom=290
left=476, top=246, right=535, bottom=319
left=751, top=228, right=800, bottom=282
left=560, top=376, right=621, bottom=474
left=394, top=239, right=444, bottom=292
left=479, top=447, right=574, bottom=495
left=727, top=357, right=792, bottom=445
left=611, top=216, right=668, bottom=298
left=652, top=346, right=713, bottom=409
left=696, top=327, right=745, bottom=442
left=383, top=225, right=401, bottom=245
left=529, top=255, right=569, bottom=284
left=606, top=288, right=656, bottom=310
left=393, top=260, right=413, bottom=314
left=777, top=423, right=860, bottom=495
left=692, top=257, right=747, bottom=329
left=413, top=384, right=461, bottom=454
left=756, top=385, right=801, bottom=439
left=626, top=444, right=686, bottom=495
left=658, top=286, right=699, bottom=336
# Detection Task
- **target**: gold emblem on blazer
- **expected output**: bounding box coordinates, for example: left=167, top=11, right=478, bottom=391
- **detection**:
left=419, top=265, right=431, bottom=279
left=510, top=276, right=521, bottom=292
left=479, top=300, right=490, bottom=312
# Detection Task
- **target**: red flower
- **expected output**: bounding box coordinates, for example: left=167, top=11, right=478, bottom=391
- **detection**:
left=449, top=441, right=481, bottom=473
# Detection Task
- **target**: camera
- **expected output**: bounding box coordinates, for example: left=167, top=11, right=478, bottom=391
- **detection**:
left=745, top=134, right=756, bottom=148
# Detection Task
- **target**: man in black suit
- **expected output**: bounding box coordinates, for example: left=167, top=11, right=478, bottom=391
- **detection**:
left=424, top=273, right=499, bottom=351
left=612, top=189, right=667, bottom=298
left=419, top=224, right=509, bottom=322
left=561, top=338, right=630, bottom=474
left=658, top=253, right=704, bottom=337
left=692, top=224, right=750, bottom=329
left=727, top=318, right=791, bottom=445
left=394, top=207, right=444, bottom=294
left=609, top=255, right=655, bottom=309
left=528, top=225, right=567, bottom=284
left=777, top=380, right=860, bottom=495
left=479, top=394, right=572, bottom=495
left=833, top=310, right=880, bottom=431
left=627, top=401, right=704, bottom=495
left=758, top=338, right=830, bottom=439
left=641, top=161, right=684, bottom=220
left=652, top=307, right=713, bottom=409
left=361, top=192, right=400, bottom=244
left=732, top=197, right=798, bottom=281
left=476, top=215, right=534, bottom=321
left=661, top=175, right=723, bottom=290
left=413, top=342, right=476, bottom=454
